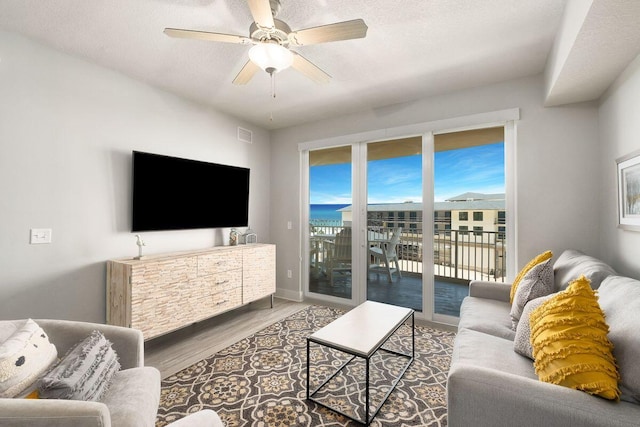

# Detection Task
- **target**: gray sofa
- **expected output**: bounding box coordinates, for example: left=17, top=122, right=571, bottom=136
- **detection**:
left=447, top=249, right=640, bottom=427
left=0, top=319, right=223, bottom=427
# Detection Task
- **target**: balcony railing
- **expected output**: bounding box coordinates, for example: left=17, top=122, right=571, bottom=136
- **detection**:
left=309, top=221, right=506, bottom=283
left=433, top=229, right=506, bottom=281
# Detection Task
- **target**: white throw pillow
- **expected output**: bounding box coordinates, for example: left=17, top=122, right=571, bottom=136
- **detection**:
left=0, top=319, right=57, bottom=397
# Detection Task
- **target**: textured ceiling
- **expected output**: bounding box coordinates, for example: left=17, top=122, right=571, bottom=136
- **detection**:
left=0, top=0, right=616, bottom=130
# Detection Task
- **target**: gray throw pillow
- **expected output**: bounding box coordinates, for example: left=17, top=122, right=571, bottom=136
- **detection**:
left=510, top=258, right=554, bottom=330
left=38, top=330, right=120, bottom=401
left=513, top=294, right=555, bottom=359
left=598, top=275, right=640, bottom=404
left=553, top=249, right=616, bottom=291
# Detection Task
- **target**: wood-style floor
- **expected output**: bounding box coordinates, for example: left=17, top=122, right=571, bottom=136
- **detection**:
left=145, top=298, right=309, bottom=378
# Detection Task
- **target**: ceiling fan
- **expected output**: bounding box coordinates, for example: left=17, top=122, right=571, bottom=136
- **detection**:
left=164, top=0, right=368, bottom=85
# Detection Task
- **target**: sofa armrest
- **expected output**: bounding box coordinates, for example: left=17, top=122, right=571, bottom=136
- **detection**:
left=37, top=319, right=144, bottom=369
left=447, top=364, right=638, bottom=427
left=0, top=398, right=110, bottom=427
left=468, top=280, right=511, bottom=302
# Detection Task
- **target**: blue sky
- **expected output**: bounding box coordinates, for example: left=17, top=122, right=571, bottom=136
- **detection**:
left=310, top=142, right=505, bottom=204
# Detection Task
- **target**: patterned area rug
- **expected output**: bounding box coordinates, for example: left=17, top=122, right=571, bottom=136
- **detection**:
left=156, top=305, right=455, bottom=426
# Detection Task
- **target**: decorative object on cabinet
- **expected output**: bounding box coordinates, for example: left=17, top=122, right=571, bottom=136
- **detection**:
left=241, top=226, right=257, bottom=244
left=229, top=228, right=240, bottom=246
left=134, top=234, right=146, bottom=260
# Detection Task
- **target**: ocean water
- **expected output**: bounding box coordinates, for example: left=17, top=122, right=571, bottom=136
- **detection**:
left=310, top=204, right=349, bottom=223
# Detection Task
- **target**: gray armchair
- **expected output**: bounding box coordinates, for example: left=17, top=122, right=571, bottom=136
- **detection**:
left=0, top=319, right=223, bottom=427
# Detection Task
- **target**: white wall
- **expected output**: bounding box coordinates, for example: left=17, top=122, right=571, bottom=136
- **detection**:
left=598, top=54, right=640, bottom=278
left=0, top=31, right=271, bottom=322
left=270, top=75, right=603, bottom=299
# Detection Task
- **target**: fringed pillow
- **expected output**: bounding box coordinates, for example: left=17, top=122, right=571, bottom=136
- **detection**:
left=509, top=250, right=553, bottom=303
left=38, top=330, right=120, bottom=401
left=529, top=276, right=620, bottom=400
left=0, top=319, right=57, bottom=398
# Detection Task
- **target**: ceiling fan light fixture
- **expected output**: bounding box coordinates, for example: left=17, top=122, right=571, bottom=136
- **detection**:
left=248, top=42, right=293, bottom=73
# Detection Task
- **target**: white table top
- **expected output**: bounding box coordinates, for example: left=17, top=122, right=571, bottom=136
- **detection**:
left=309, top=301, right=413, bottom=358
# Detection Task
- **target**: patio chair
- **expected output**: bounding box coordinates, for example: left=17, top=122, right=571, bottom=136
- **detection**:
left=369, top=227, right=403, bottom=282
left=326, top=227, right=352, bottom=286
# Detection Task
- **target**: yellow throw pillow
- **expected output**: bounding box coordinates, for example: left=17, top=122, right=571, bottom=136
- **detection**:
left=529, top=276, right=620, bottom=400
left=510, top=250, right=553, bottom=303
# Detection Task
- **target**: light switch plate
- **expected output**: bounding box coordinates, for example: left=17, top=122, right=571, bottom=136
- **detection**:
left=30, top=228, right=52, bottom=244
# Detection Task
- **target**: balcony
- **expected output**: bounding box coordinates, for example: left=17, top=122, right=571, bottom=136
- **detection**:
left=309, top=221, right=506, bottom=317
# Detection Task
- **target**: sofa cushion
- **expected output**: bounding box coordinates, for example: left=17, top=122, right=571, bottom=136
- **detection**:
left=452, top=328, right=538, bottom=379
left=458, top=297, right=515, bottom=341
left=530, top=276, right=619, bottom=400
left=101, top=367, right=161, bottom=427
left=513, top=294, right=555, bottom=360
left=0, top=319, right=57, bottom=398
left=598, top=275, right=640, bottom=404
left=510, top=258, right=554, bottom=330
left=510, top=250, right=553, bottom=303
left=39, top=330, right=120, bottom=401
left=553, top=249, right=616, bottom=291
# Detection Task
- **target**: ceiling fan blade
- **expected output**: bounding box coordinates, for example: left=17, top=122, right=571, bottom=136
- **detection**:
left=248, top=0, right=275, bottom=29
left=233, top=60, right=260, bottom=85
left=164, top=28, right=251, bottom=44
left=289, top=19, right=368, bottom=46
left=291, top=52, right=330, bottom=84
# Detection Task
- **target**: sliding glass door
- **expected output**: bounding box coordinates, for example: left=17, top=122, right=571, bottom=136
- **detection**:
left=366, top=138, right=423, bottom=312
left=307, top=146, right=352, bottom=300
left=302, top=117, right=515, bottom=324
left=305, top=138, right=425, bottom=310
left=432, top=127, right=507, bottom=321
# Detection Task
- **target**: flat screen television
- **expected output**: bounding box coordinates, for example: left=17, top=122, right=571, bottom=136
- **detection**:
left=131, top=151, right=250, bottom=232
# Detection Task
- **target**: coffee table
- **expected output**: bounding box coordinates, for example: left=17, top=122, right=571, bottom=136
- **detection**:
left=306, top=301, right=414, bottom=425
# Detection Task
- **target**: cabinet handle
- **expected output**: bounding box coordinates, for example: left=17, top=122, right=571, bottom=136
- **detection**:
left=216, top=300, right=228, bottom=306
left=216, top=280, right=229, bottom=285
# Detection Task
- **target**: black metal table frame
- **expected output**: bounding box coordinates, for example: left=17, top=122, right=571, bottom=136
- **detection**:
left=306, top=310, right=415, bottom=426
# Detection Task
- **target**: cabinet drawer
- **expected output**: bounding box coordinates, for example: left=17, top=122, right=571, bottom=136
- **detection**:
left=198, top=250, right=242, bottom=276
left=180, top=270, right=242, bottom=323
left=210, top=283, right=242, bottom=316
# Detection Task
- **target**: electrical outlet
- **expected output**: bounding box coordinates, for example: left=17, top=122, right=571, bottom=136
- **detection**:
left=287, top=221, right=292, bottom=230
left=287, top=269, right=292, bottom=279
left=30, top=228, right=52, bottom=244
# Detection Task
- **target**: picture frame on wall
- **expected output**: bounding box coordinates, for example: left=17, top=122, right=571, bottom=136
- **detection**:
left=617, top=149, right=640, bottom=231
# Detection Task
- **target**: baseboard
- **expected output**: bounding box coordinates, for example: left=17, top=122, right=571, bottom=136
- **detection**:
left=275, top=288, right=304, bottom=302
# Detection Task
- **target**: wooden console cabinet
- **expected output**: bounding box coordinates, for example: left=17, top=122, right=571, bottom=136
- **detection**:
left=106, top=243, right=275, bottom=340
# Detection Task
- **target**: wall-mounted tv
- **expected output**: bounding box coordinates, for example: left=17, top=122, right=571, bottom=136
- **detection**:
left=132, top=151, right=250, bottom=232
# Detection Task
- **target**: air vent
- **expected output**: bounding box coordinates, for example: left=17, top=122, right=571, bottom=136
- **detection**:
left=237, top=127, right=253, bottom=144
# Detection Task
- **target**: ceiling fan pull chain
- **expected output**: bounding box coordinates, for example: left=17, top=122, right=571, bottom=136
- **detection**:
left=271, top=71, right=276, bottom=98
left=269, top=71, right=275, bottom=122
